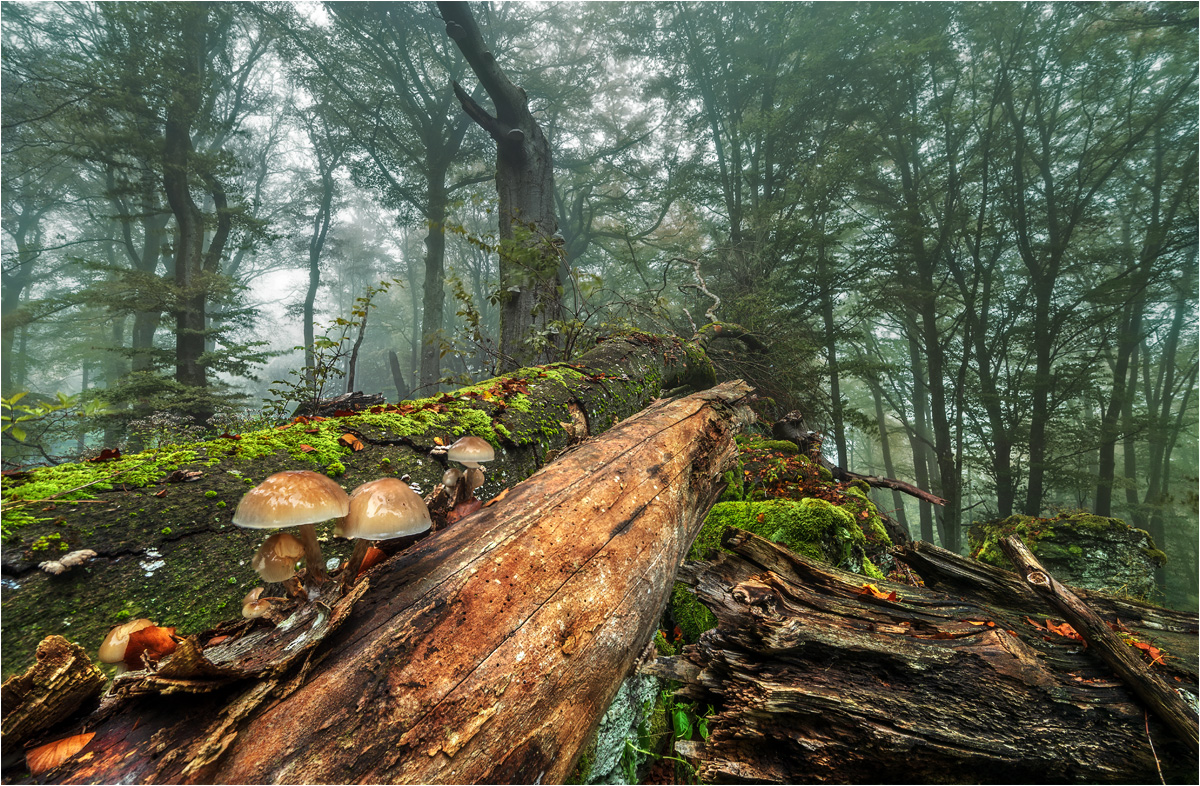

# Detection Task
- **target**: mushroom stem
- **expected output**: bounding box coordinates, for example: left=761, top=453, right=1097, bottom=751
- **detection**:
left=297, top=523, right=327, bottom=587
left=343, top=538, right=371, bottom=586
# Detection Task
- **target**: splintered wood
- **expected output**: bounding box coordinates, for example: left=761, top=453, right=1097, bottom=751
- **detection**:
left=648, top=529, right=1198, bottom=783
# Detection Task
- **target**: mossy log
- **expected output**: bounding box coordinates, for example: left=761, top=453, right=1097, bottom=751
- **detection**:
left=0, top=333, right=717, bottom=678
left=649, top=529, right=1198, bottom=783
left=7, top=381, right=752, bottom=785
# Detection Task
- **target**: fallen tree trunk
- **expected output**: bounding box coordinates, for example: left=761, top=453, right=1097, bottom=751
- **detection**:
left=10, top=381, right=752, bottom=784
left=1, top=332, right=720, bottom=677
left=650, top=528, right=1198, bottom=783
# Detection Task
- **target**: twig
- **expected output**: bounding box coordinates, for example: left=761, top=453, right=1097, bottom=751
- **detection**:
left=1145, top=710, right=1165, bottom=785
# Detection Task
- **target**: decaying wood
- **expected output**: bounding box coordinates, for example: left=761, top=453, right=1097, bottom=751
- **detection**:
left=895, top=539, right=1200, bottom=669
left=0, top=637, right=105, bottom=756
left=999, top=534, right=1199, bottom=749
left=650, top=528, right=1198, bottom=783
left=19, top=381, right=752, bottom=785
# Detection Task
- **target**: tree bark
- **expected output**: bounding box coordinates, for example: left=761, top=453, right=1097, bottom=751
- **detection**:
left=439, top=1, right=563, bottom=370
left=649, top=529, right=1197, bottom=783
left=9, top=382, right=752, bottom=785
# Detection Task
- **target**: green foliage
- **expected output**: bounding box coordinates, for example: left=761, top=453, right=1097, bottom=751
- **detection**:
left=2, top=392, right=78, bottom=444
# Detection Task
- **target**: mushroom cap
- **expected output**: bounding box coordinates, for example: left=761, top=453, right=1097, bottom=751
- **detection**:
left=251, top=532, right=306, bottom=583
left=442, top=467, right=463, bottom=488
left=464, top=467, right=485, bottom=493
left=99, top=618, right=155, bottom=664
left=233, top=470, right=349, bottom=530
left=446, top=435, right=494, bottom=468
left=335, top=478, right=431, bottom=541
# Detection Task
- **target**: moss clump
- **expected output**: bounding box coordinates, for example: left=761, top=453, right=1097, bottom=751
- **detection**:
left=671, top=581, right=718, bottom=642
left=673, top=498, right=889, bottom=640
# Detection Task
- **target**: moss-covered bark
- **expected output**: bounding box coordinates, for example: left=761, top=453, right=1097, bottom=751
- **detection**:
left=0, top=333, right=705, bottom=677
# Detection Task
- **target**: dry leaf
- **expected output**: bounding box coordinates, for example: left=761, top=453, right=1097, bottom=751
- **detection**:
left=358, top=545, right=387, bottom=576
left=124, top=625, right=177, bottom=669
left=26, top=732, right=95, bottom=775
left=338, top=433, right=364, bottom=451
left=299, top=444, right=316, bottom=453
left=482, top=487, right=510, bottom=508
left=433, top=436, right=444, bottom=446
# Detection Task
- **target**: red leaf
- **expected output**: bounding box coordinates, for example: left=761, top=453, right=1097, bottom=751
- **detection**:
left=298, top=444, right=316, bottom=453
left=446, top=499, right=483, bottom=525
left=88, top=447, right=121, bottom=463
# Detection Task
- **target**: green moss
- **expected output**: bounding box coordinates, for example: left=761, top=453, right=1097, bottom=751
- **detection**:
left=653, top=628, right=677, bottom=657
left=671, top=581, right=718, bottom=641
left=752, top=439, right=799, bottom=455
left=204, top=490, right=218, bottom=498
left=816, top=464, right=833, bottom=482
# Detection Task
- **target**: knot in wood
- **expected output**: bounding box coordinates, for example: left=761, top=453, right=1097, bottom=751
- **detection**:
left=1026, top=570, right=1050, bottom=587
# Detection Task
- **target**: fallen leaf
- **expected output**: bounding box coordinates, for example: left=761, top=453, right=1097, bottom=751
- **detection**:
left=482, top=488, right=510, bottom=508
left=858, top=583, right=897, bottom=601
left=299, top=444, right=316, bottom=453
left=206, top=636, right=229, bottom=647
left=1045, top=619, right=1085, bottom=645
left=357, top=546, right=387, bottom=578
left=26, top=732, right=95, bottom=775
left=446, top=499, right=483, bottom=525
left=338, top=433, right=364, bottom=451
left=153, top=489, right=167, bottom=498
left=123, top=625, right=178, bottom=669
left=434, top=436, right=444, bottom=446
left=88, top=448, right=122, bottom=463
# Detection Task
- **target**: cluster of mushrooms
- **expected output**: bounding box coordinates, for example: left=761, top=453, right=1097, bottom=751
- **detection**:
left=97, top=435, right=496, bottom=669
left=230, top=434, right=494, bottom=618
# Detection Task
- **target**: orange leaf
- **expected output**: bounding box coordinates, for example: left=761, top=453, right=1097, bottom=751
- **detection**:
left=124, top=625, right=177, bottom=669
left=358, top=545, right=387, bottom=576
left=482, top=488, right=510, bottom=508
left=1045, top=619, right=1084, bottom=644
left=1024, top=616, right=1047, bottom=632
left=338, top=433, right=364, bottom=451
left=434, top=436, right=444, bottom=446
left=26, top=732, right=95, bottom=775
left=858, top=583, right=895, bottom=601
left=206, top=636, right=229, bottom=647
left=447, top=499, right=483, bottom=525
left=299, top=444, right=315, bottom=453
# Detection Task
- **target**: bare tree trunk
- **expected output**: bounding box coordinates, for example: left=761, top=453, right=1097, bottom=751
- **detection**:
left=439, top=1, right=563, bottom=370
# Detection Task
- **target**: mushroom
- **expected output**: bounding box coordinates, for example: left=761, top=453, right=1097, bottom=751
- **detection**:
left=241, top=587, right=285, bottom=619
left=232, top=470, right=350, bottom=590
left=463, top=467, right=485, bottom=495
left=442, top=467, right=464, bottom=488
left=445, top=435, right=495, bottom=468
left=251, top=532, right=306, bottom=583
left=336, top=477, right=432, bottom=583
left=99, top=618, right=155, bottom=672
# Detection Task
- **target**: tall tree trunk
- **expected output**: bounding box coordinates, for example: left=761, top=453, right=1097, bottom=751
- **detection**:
left=870, top=380, right=910, bottom=535
left=162, top=9, right=211, bottom=420
left=304, top=169, right=335, bottom=393
left=420, top=175, right=448, bottom=388
left=440, top=1, right=562, bottom=371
